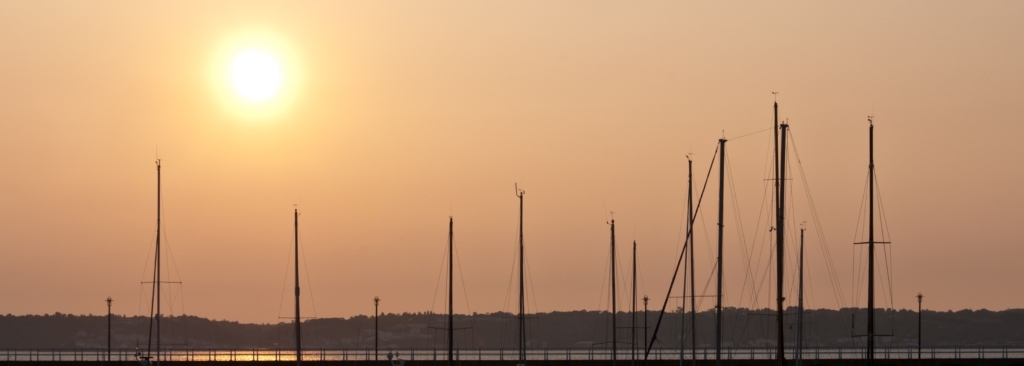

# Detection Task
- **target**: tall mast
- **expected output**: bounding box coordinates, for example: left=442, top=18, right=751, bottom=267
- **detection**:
left=155, top=160, right=162, bottom=365
left=375, top=296, right=380, bottom=361
left=777, top=122, right=789, bottom=365
left=610, top=219, right=618, bottom=366
left=631, top=241, right=637, bottom=366
left=797, top=226, right=805, bottom=366
left=294, top=208, right=302, bottom=365
left=715, top=138, right=726, bottom=366
left=688, top=157, right=696, bottom=366
left=448, top=217, right=454, bottom=366
left=516, top=186, right=526, bottom=365
left=144, top=161, right=162, bottom=363
left=867, top=117, right=876, bottom=365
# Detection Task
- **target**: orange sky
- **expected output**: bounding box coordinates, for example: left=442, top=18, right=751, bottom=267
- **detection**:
left=0, top=1, right=1022, bottom=324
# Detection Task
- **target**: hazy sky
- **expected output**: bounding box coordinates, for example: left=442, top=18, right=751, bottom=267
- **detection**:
left=1, top=1, right=1022, bottom=324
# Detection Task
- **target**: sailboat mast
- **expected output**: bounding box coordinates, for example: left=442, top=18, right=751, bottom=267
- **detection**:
left=517, top=186, right=526, bottom=365
left=715, top=138, right=726, bottom=366
left=448, top=217, right=454, bottom=366
left=155, top=160, right=161, bottom=365
left=797, top=226, right=805, bottom=366
left=867, top=118, right=876, bottom=365
left=631, top=241, right=637, bottom=366
left=295, top=208, right=302, bottom=365
left=777, top=122, right=788, bottom=365
left=610, top=219, right=617, bottom=366
left=688, top=157, right=696, bottom=366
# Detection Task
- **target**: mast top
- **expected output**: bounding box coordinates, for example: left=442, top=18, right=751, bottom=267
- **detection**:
left=868, top=115, right=874, bottom=125
left=515, top=183, right=525, bottom=197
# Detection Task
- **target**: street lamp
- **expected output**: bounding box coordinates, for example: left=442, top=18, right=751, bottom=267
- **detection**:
left=106, top=297, right=113, bottom=362
left=374, top=296, right=380, bottom=361
left=917, top=293, right=923, bottom=359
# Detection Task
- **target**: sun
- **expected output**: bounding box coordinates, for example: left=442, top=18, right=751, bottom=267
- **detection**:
left=229, top=50, right=283, bottom=103
left=210, top=31, right=302, bottom=121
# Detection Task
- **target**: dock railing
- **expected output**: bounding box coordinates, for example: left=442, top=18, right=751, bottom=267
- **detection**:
left=3, top=346, right=1023, bottom=362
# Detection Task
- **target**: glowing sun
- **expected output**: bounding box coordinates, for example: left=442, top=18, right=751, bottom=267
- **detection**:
left=230, top=50, right=283, bottom=103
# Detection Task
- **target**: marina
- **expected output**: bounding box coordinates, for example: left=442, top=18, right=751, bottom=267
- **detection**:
left=3, top=346, right=1024, bottom=363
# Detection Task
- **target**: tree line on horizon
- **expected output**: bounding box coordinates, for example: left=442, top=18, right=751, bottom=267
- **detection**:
left=1, top=308, right=1022, bottom=349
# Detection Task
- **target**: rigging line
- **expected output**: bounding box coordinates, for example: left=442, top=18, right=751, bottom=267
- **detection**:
left=277, top=233, right=294, bottom=320
left=137, top=232, right=157, bottom=329
left=695, top=260, right=717, bottom=318
left=138, top=231, right=156, bottom=301
left=790, top=164, right=847, bottom=305
left=428, top=234, right=449, bottom=329
left=157, top=194, right=183, bottom=340
left=453, top=236, right=473, bottom=314
left=636, top=250, right=647, bottom=305
left=874, top=173, right=897, bottom=316
left=524, top=246, right=541, bottom=344
left=874, top=173, right=897, bottom=311
left=501, top=223, right=519, bottom=314
left=160, top=205, right=185, bottom=294
left=146, top=233, right=158, bottom=357
left=642, top=142, right=717, bottom=364
left=783, top=167, right=801, bottom=302
left=744, top=126, right=776, bottom=311
left=453, top=240, right=479, bottom=351
left=298, top=229, right=318, bottom=319
left=160, top=217, right=188, bottom=335
left=745, top=135, right=775, bottom=311
left=593, top=245, right=611, bottom=344
left=525, top=244, right=540, bottom=315
left=499, top=224, right=518, bottom=347
left=748, top=130, right=781, bottom=314
left=851, top=172, right=871, bottom=307
left=698, top=196, right=716, bottom=267
left=728, top=127, right=773, bottom=141
left=724, top=152, right=761, bottom=340
left=790, top=135, right=847, bottom=309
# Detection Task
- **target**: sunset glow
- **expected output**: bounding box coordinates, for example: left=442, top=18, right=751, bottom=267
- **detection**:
left=1, top=2, right=1022, bottom=326
left=230, top=50, right=282, bottom=103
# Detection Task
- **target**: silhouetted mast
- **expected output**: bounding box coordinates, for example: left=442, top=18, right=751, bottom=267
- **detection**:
left=867, top=117, right=876, bottom=365
left=777, top=121, right=789, bottom=366
left=156, top=161, right=161, bottom=366
left=688, top=157, right=696, bottom=366
left=516, top=185, right=526, bottom=365
left=610, top=218, right=618, bottom=366
left=715, top=138, right=726, bottom=366
left=295, top=208, right=302, bottom=365
left=448, top=217, right=454, bottom=366
left=374, top=296, right=380, bottom=361
left=631, top=241, right=637, bottom=366
left=797, top=226, right=805, bottom=366
left=144, top=160, right=162, bottom=364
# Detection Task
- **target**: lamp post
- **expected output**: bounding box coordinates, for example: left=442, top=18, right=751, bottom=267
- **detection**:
left=917, top=293, right=923, bottom=360
left=374, top=296, right=380, bottom=361
left=642, top=296, right=649, bottom=350
left=106, top=297, right=113, bottom=362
